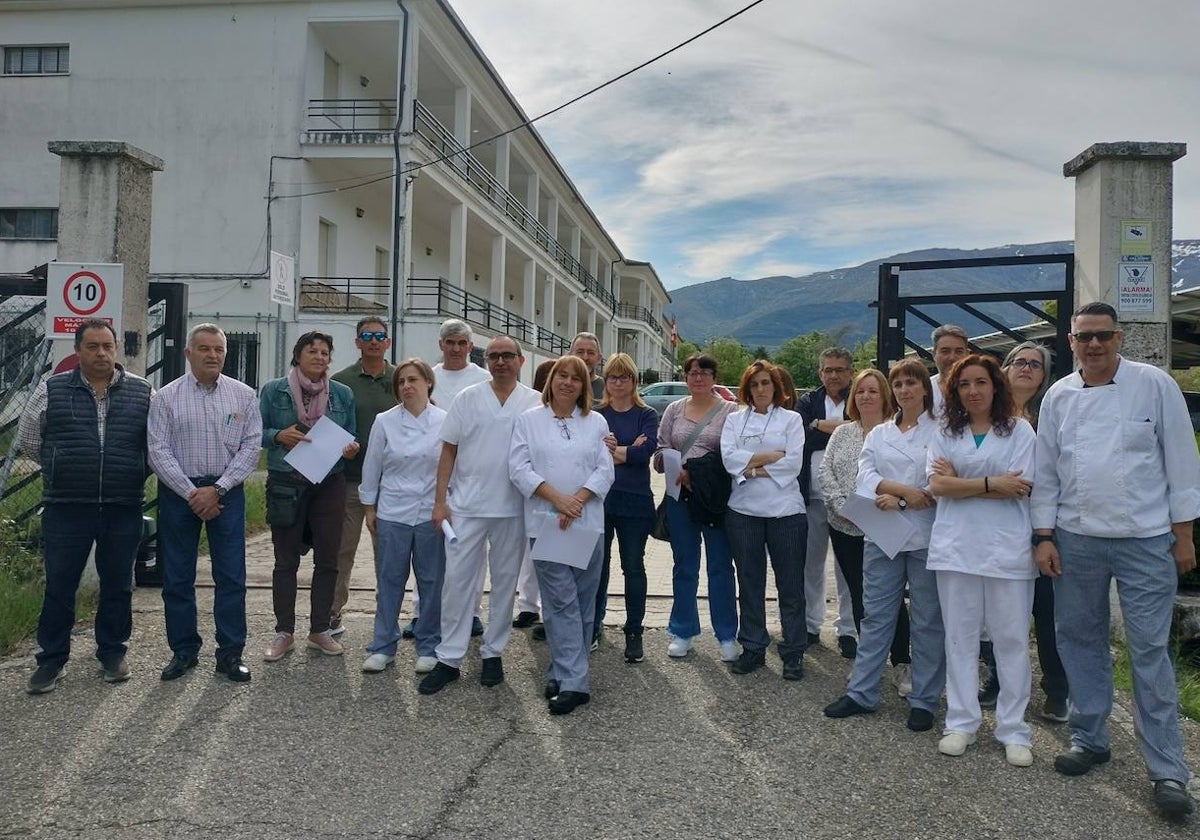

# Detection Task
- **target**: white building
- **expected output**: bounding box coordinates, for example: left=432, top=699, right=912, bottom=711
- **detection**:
left=0, top=0, right=674, bottom=385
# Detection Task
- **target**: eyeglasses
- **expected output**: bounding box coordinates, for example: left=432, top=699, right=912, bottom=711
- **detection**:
left=556, top=418, right=571, bottom=440
left=606, top=374, right=632, bottom=384
left=821, top=366, right=851, bottom=375
left=485, top=351, right=519, bottom=362
left=1011, top=359, right=1044, bottom=370
left=1072, top=330, right=1117, bottom=344
left=358, top=331, right=388, bottom=342
left=686, top=369, right=714, bottom=379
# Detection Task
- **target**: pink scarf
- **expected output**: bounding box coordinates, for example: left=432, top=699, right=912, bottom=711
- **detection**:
left=287, top=365, right=329, bottom=428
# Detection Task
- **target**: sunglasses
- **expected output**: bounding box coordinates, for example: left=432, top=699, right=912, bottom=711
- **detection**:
left=1072, top=330, right=1117, bottom=343
left=358, top=331, right=388, bottom=342
left=1010, top=359, right=1044, bottom=370
left=485, top=351, right=519, bottom=362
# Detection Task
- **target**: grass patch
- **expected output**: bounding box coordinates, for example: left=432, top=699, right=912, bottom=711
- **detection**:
left=1112, top=640, right=1200, bottom=722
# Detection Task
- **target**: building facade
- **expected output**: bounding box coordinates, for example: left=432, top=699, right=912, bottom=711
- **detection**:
left=0, top=0, right=674, bottom=383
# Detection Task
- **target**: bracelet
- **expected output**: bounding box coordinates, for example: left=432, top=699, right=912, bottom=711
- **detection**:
left=984, top=476, right=990, bottom=494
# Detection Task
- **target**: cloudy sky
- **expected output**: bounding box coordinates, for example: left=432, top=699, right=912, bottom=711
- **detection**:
left=451, top=0, right=1200, bottom=291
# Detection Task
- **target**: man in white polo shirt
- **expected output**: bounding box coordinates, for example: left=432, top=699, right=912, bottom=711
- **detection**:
left=419, top=335, right=541, bottom=694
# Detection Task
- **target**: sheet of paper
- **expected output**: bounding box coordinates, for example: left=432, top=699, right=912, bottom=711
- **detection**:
left=662, top=448, right=683, bottom=501
left=838, top=492, right=918, bottom=560
left=530, top=517, right=602, bottom=569
left=283, top=414, right=355, bottom=484
left=440, top=520, right=458, bottom=545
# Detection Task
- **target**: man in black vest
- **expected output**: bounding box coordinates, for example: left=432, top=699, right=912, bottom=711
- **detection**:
left=18, top=319, right=153, bottom=694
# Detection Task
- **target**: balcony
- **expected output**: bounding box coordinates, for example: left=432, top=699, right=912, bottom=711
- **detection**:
left=300, top=277, right=389, bottom=313
left=412, top=101, right=616, bottom=312
left=407, top=277, right=569, bottom=356
left=303, top=99, right=397, bottom=145
left=615, top=302, right=663, bottom=337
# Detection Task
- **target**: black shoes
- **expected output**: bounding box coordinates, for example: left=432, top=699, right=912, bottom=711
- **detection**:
left=624, top=632, right=644, bottom=664
left=102, top=656, right=131, bottom=683
left=782, top=658, right=805, bottom=681
left=907, top=708, right=935, bottom=732
left=531, top=625, right=547, bottom=642
left=1053, top=746, right=1112, bottom=776
left=837, top=635, right=858, bottom=659
left=730, top=649, right=765, bottom=675
left=1041, top=695, right=1069, bottom=723
left=824, top=695, right=873, bottom=718
left=548, top=690, right=590, bottom=715
left=978, top=675, right=1000, bottom=709
left=26, top=663, right=64, bottom=695
left=512, top=611, right=540, bottom=628
left=806, top=632, right=820, bottom=646
left=402, top=618, right=417, bottom=639
left=471, top=616, right=485, bottom=637
left=1154, top=780, right=1195, bottom=817
left=480, top=656, right=505, bottom=687
left=160, top=653, right=199, bottom=681
left=216, top=657, right=252, bottom=683
left=544, top=679, right=560, bottom=700
left=418, top=662, right=461, bottom=695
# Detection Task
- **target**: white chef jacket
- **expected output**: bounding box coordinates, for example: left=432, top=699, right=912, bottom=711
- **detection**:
left=432, top=362, right=491, bottom=410
left=856, top=412, right=938, bottom=552
left=440, top=380, right=541, bottom=518
left=930, top=373, right=945, bottom=415
left=721, top=406, right=806, bottom=518
left=509, top=405, right=614, bottom=536
left=926, top=419, right=1037, bottom=580
left=1031, top=357, right=1200, bottom=538
left=358, top=403, right=446, bottom=526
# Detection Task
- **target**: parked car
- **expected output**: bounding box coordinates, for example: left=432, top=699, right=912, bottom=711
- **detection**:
left=639, top=381, right=736, bottom=415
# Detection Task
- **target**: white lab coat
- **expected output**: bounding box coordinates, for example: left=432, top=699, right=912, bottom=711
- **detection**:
left=720, top=406, right=806, bottom=519
left=856, top=412, right=939, bottom=552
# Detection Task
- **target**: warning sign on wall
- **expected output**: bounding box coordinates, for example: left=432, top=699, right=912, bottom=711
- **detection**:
left=1117, top=262, right=1154, bottom=313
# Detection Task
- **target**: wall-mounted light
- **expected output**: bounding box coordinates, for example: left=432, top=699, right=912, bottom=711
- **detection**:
left=425, top=247, right=433, bottom=256
left=508, top=294, right=514, bottom=301
left=355, top=207, right=364, bottom=218
left=359, top=75, right=370, bottom=88
left=474, top=273, right=479, bottom=282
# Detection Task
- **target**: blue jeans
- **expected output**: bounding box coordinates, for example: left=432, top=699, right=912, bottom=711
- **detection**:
left=36, top=502, right=143, bottom=669
left=847, top=544, right=945, bottom=712
left=665, top=495, right=737, bottom=642
left=159, top=483, right=247, bottom=662
left=597, top=499, right=654, bottom=636
left=1055, top=529, right=1191, bottom=782
left=370, top=518, right=444, bottom=658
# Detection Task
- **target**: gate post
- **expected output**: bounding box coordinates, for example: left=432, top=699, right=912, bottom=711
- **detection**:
left=1063, top=141, right=1185, bottom=368
left=48, top=141, right=164, bottom=375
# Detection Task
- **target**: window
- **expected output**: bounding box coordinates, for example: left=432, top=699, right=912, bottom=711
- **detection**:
left=3, top=45, right=69, bottom=75
left=0, top=209, right=59, bottom=240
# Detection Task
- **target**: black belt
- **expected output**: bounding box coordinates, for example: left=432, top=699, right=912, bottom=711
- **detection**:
left=189, top=475, right=220, bottom=488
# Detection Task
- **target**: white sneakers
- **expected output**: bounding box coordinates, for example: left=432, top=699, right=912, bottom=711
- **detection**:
left=667, top=636, right=694, bottom=658
left=893, top=663, right=912, bottom=698
left=1005, top=744, right=1034, bottom=767
left=361, top=653, right=395, bottom=673
left=718, top=640, right=739, bottom=663
left=938, top=731, right=976, bottom=756
left=414, top=656, right=438, bottom=673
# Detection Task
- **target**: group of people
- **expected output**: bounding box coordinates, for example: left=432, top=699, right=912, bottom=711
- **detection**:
left=15, top=303, right=1199, bottom=817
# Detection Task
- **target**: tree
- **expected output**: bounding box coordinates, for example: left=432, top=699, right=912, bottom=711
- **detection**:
left=773, top=331, right=833, bottom=389
left=703, top=337, right=754, bottom=385
left=674, top=339, right=700, bottom=375
left=641, top=368, right=661, bottom=386
left=751, top=346, right=771, bottom=363
left=853, top=336, right=878, bottom=371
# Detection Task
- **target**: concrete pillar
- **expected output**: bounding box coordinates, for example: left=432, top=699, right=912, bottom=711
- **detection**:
left=453, top=86, right=471, bottom=147
left=522, top=260, right=536, bottom=324
left=526, top=172, right=539, bottom=230
left=567, top=294, right=579, bottom=340
left=1064, top=141, right=1186, bottom=368
left=49, top=141, right=163, bottom=376
left=490, top=233, right=506, bottom=309
left=542, top=278, right=556, bottom=334
left=586, top=306, right=597, bottom=337
left=495, top=136, right=510, bottom=187
left=570, top=226, right=581, bottom=260
left=546, top=197, right=559, bottom=242
left=448, top=202, right=467, bottom=288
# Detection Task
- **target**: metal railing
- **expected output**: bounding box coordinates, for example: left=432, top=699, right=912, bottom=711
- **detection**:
left=615, top=302, right=663, bottom=336
left=306, top=98, right=397, bottom=132
left=412, top=101, right=616, bottom=312
left=300, top=277, right=389, bottom=313
left=407, top=277, right=569, bottom=356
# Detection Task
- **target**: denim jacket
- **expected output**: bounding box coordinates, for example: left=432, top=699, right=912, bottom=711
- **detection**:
left=259, top=376, right=357, bottom=475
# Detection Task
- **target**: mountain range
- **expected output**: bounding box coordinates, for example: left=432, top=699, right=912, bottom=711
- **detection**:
left=664, top=241, right=1200, bottom=350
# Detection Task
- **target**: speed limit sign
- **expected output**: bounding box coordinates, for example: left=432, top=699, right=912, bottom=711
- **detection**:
left=46, top=262, right=124, bottom=339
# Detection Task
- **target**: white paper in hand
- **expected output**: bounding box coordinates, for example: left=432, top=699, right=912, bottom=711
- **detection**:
left=662, top=449, right=683, bottom=501
left=283, top=415, right=355, bottom=484
left=838, top=492, right=918, bottom=559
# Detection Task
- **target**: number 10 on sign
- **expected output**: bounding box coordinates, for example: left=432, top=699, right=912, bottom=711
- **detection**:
left=46, top=262, right=124, bottom=340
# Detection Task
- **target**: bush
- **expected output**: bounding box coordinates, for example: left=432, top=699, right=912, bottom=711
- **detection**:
left=0, top=523, right=45, bottom=655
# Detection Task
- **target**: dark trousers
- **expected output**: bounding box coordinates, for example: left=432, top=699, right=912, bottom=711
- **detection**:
left=982, top=573, right=1068, bottom=701
left=270, top=471, right=346, bottom=634
left=159, top=482, right=247, bottom=663
left=36, top=502, right=143, bottom=669
left=726, top=510, right=808, bottom=663
left=828, top=528, right=866, bottom=632
left=597, top=508, right=653, bottom=637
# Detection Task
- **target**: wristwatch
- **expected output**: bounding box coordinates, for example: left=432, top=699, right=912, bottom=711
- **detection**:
left=1031, top=534, right=1054, bottom=546
left=897, top=498, right=908, bottom=511
left=216, top=485, right=227, bottom=498
left=808, top=418, right=820, bottom=431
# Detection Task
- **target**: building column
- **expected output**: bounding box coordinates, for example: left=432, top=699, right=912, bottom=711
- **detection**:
left=570, top=227, right=581, bottom=260
left=586, top=307, right=597, bottom=337
left=448, top=202, right=467, bottom=289
left=1064, top=141, right=1185, bottom=368
left=542, top=277, right=556, bottom=335
left=546, top=197, right=559, bottom=244
left=525, top=172, right=540, bottom=233
left=567, top=294, right=579, bottom=340
left=490, top=233, right=506, bottom=312
left=453, top=86, right=471, bottom=147
left=523, top=260, right=537, bottom=328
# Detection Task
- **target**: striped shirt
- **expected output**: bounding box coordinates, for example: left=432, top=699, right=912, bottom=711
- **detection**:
left=147, top=371, right=262, bottom=498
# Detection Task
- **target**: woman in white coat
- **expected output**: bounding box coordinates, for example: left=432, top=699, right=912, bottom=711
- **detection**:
left=720, top=360, right=808, bottom=680
left=927, top=354, right=1038, bottom=766
left=509, top=355, right=614, bottom=715
left=823, top=359, right=944, bottom=731
left=359, top=359, right=447, bottom=674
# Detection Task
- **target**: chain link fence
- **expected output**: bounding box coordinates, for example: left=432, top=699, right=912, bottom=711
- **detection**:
left=0, top=295, right=51, bottom=545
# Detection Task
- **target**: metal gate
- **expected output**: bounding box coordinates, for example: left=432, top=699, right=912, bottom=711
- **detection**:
left=875, top=253, right=1075, bottom=380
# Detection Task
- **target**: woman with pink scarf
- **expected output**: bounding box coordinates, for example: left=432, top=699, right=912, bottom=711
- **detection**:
left=259, top=331, right=359, bottom=662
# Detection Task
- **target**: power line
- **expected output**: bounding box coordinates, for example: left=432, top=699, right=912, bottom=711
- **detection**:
left=272, top=0, right=770, bottom=200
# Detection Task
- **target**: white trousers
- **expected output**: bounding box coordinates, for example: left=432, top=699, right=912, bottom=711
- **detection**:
left=804, top=499, right=857, bottom=637
left=412, top=554, right=484, bottom=620
left=937, top=570, right=1035, bottom=746
left=435, top=515, right=525, bottom=667
left=516, top=542, right=541, bottom=614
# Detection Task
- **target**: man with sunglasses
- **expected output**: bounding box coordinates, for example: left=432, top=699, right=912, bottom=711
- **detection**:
left=329, top=317, right=396, bottom=636
left=1031, top=301, right=1200, bottom=818
left=420, top=335, right=541, bottom=695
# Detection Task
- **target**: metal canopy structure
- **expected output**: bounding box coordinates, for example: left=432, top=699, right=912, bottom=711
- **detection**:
left=875, top=253, right=1075, bottom=380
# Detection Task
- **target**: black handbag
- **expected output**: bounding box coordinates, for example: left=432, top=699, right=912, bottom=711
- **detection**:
left=265, top=472, right=311, bottom=528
